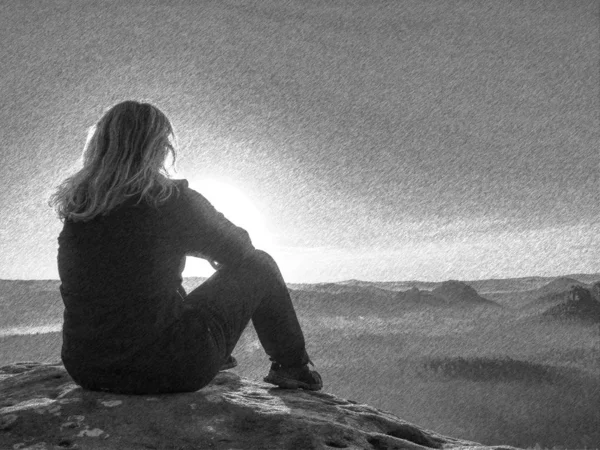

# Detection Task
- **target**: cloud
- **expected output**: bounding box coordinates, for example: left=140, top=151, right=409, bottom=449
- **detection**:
left=269, top=220, right=600, bottom=282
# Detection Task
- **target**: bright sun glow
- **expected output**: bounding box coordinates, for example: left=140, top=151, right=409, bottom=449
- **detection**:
left=182, top=178, right=275, bottom=276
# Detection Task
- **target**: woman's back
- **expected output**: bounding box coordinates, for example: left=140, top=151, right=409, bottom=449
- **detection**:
left=58, top=182, right=187, bottom=300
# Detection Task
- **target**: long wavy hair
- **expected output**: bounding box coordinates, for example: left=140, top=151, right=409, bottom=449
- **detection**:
left=49, top=100, right=180, bottom=222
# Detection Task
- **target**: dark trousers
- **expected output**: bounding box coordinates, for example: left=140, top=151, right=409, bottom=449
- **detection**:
left=182, top=249, right=309, bottom=375
left=110, top=250, right=309, bottom=394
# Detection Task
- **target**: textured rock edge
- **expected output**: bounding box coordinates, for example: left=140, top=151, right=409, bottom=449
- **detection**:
left=0, top=361, right=522, bottom=450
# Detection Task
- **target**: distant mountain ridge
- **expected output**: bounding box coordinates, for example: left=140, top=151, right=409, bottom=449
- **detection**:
left=541, top=284, right=600, bottom=323
left=1, top=274, right=599, bottom=334
left=288, top=273, right=600, bottom=294
left=534, top=277, right=585, bottom=297
left=431, top=280, right=499, bottom=307
left=3, top=273, right=599, bottom=293
left=519, top=277, right=590, bottom=310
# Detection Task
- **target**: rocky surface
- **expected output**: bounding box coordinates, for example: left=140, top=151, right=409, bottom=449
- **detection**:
left=534, top=277, right=587, bottom=297
left=0, top=362, right=521, bottom=450
left=591, top=281, right=600, bottom=301
left=431, top=281, right=498, bottom=307
left=542, top=285, right=600, bottom=322
left=395, top=287, right=448, bottom=307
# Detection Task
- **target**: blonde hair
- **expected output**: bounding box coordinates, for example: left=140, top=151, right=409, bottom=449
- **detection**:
left=49, top=100, right=180, bottom=222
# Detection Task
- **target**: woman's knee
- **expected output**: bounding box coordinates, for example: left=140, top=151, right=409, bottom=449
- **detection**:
left=243, top=249, right=277, bottom=270
left=239, top=249, right=285, bottom=284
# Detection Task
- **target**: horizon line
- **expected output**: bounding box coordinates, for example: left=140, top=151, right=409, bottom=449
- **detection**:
left=2, top=272, right=599, bottom=284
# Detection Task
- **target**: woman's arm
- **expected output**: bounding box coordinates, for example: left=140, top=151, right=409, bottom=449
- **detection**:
left=178, top=180, right=256, bottom=269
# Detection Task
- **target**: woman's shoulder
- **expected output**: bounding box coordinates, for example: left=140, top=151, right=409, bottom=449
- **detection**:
left=172, top=178, right=189, bottom=189
left=135, top=178, right=189, bottom=208
left=167, top=178, right=190, bottom=198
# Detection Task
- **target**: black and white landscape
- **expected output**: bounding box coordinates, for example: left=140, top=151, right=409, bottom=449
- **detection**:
left=1, top=274, right=599, bottom=449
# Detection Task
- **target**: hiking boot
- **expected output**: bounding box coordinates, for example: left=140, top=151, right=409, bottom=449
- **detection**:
left=220, top=355, right=238, bottom=371
left=263, top=361, right=323, bottom=391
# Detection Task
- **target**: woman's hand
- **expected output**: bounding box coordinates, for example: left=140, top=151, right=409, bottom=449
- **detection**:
left=209, top=260, right=223, bottom=270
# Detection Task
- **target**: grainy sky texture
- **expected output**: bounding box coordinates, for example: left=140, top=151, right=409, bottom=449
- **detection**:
left=1, top=0, right=598, bottom=282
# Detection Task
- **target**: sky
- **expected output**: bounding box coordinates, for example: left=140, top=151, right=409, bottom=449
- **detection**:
left=1, top=0, right=598, bottom=283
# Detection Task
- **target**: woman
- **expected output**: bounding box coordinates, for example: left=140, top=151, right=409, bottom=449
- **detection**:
left=48, top=100, right=322, bottom=395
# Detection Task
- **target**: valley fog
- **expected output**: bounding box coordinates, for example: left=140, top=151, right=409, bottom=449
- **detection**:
left=1, top=275, right=599, bottom=448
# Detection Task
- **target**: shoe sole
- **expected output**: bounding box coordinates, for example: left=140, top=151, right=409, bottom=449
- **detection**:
left=263, top=374, right=322, bottom=391
left=220, top=356, right=238, bottom=371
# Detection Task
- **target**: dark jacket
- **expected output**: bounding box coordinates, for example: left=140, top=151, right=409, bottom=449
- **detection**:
left=57, top=178, right=254, bottom=391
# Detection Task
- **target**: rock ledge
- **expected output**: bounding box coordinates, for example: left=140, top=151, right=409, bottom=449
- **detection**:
left=0, top=362, right=521, bottom=450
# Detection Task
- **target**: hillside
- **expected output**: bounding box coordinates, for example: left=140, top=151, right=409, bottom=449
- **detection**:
left=394, top=287, right=449, bottom=307
left=541, top=285, right=600, bottom=323
left=431, top=281, right=499, bottom=307
left=0, top=280, right=62, bottom=333
left=534, top=277, right=587, bottom=297
left=519, top=277, right=591, bottom=312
